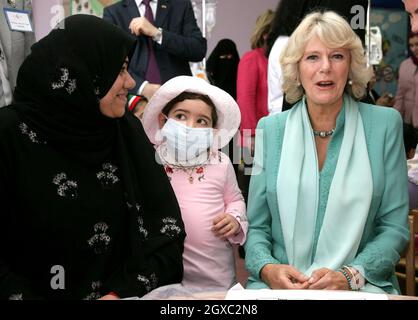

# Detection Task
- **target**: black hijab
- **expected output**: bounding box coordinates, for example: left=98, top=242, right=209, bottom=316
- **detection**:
left=11, top=14, right=184, bottom=265
left=206, top=39, right=240, bottom=99
left=13, top=14, right=136, bottom=166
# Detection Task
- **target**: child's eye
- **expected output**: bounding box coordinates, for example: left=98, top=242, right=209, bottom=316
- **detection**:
left=174, top=113, right=186, bottom=121
left=197, top=118, right=209, bottom=126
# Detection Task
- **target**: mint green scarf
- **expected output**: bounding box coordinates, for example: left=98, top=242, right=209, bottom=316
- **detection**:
left=277, top=95, right=372, bottom=277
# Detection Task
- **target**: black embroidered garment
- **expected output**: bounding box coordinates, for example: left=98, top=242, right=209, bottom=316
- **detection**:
left=0, top=15, right=185, bottom=300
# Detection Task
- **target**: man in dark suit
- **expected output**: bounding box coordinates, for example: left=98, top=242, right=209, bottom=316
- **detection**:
left=103, top=0, right=207, bottom=99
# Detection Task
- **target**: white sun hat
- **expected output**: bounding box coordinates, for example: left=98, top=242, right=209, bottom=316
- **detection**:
left=141, top=75, right=241, bottom=149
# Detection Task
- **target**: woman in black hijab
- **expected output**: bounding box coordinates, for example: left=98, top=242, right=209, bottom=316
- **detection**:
left=206, top=39, right=240, bottom=99
left=0, top=14, right=185, bottom=300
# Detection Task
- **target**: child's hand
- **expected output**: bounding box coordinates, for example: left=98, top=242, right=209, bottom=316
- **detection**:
left=212, top=213, right=241, bottom=239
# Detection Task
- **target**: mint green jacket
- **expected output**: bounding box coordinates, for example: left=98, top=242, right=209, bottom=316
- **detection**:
left=244, top=102, right=409, bottom=294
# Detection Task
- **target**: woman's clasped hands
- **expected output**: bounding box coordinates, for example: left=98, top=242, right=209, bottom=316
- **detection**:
left=261, top=264, right=350, bottom=290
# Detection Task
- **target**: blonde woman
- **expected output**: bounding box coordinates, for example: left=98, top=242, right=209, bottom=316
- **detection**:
left=245, top=11, right=409, bottom=294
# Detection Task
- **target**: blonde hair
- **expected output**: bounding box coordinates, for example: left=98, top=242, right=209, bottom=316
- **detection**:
left=250, top=9, right=275, bottom=49
left=280, top=11, right=372, bottom=103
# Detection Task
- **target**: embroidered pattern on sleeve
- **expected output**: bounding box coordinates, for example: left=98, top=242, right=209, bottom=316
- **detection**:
left=137, top=273, right=158, bottom=293
left=52, top=172, right=78, bottom=199
left=96, top=163, right=120, bottom=189
left=87, top=222, right=111, bottom=254
left=19, top=122, right=46, bottom=144
left=51, top=67, right=77, bottom=94
left=8, top=293, right=23, bottom=300
left=138, top=216, right=149, bottom=240
left=83, top=281, right=102, bottom=300
left=160, top=217, right=182, bottom=238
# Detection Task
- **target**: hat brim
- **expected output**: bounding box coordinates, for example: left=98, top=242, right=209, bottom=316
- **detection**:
left=141, top=76, right=241, bottom=149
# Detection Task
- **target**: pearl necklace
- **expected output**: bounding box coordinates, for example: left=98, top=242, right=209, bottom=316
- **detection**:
left=313, top=128, right=335, bottom=138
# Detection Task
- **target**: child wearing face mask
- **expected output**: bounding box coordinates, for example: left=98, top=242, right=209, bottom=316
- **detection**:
left=141, top=76, right=247, bottom=291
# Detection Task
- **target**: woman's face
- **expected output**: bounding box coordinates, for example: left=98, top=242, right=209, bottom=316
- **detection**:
left=409, top=36, right=418, bottom=59
left=99, top=60, right=136, bottom=118
left=159, top=99, right=214, bottom=129
left=299, top=35, right=350, bottom=110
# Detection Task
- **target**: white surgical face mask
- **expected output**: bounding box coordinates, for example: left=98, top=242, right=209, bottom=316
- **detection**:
left=160, top=118, right=214, bottom=162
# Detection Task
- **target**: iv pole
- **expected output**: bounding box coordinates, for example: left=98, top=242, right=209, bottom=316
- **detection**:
left=202, top=0, right=206, bottom=70
left=367, top=0, right=371, bottom=66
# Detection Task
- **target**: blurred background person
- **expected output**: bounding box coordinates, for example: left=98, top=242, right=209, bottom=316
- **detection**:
left=404, top=122, right=418, bottom=253
left=236, top=9, right=274, bottom=201
left=206, top=38, right=240, bottom=171
left=103, top=0, right=207, bottom=100
left=394, top=31, right=418, bottom=127
left=235, top=8, right=274, bottom=263
left=363, top=67, right=394, bottom=106
left=206, top=38, right=240, bottom=100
